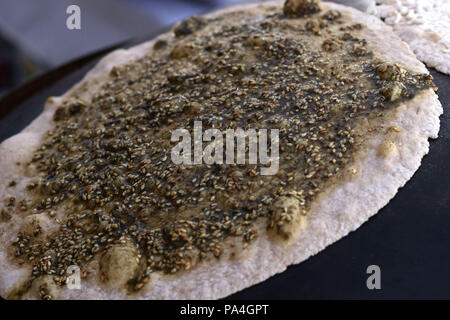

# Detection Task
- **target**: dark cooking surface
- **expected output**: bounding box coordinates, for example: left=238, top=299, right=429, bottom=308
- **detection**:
left=0, top=37, right=449, bottom=299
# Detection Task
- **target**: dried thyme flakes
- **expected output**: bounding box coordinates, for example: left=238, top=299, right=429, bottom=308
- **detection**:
left=9, top=4, right=435, bottom=293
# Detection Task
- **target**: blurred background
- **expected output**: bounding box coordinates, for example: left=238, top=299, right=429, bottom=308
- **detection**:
left=0, top=0, right=363, bottom=98
left=0, top=0, right=265, bottom=97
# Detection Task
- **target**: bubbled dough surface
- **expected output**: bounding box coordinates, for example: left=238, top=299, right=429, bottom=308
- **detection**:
left=0, top=1, right=443, bottom=299
left=376, top=0, right=450, bottom=75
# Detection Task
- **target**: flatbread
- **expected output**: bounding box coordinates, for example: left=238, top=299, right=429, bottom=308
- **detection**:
left=376, top=0, right=450, bottom=75
left=0, top=1, right=443, bottom=299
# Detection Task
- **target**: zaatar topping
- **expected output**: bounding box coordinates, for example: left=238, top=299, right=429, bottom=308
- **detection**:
left=170, top=43, right=195, bottom=59
left=174, top=16, right=207, bottom=37
left=380, top=81, right=406, bottom=102
left=322, top=9, right=341, bottom=21
left=7, top=196, right=15, bottom=208
left=4, top=2, right=435, bottom=297
left=376, top=62, right=405, bottom=80
left=284, top=0, right=322, bottom=18
left=322, top=38, right=341, bottom=52
left=53, top=98, right=86, bottom=121
left=153, top=39, right=168, bottom=50
left=268, top=196, right=305, bottom=241
left=39, top=283, right=52, bottom=300
left=0, top=208, right=11, bottom=222
left=305, top=20, right=321, bottom=35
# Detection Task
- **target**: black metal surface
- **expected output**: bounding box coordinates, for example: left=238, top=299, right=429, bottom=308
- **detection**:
left=0, top=42, right=448, bottom=298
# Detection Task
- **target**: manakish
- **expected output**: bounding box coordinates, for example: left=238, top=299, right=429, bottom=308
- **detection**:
left=0, top=0, right=443, bottom=299
left=376, top=0, right=450, bottom=75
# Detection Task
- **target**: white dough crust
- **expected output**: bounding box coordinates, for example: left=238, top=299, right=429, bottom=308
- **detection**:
left=0, top=1, right=443, bottom=299
left=376, top=0, right=450, bottom=75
